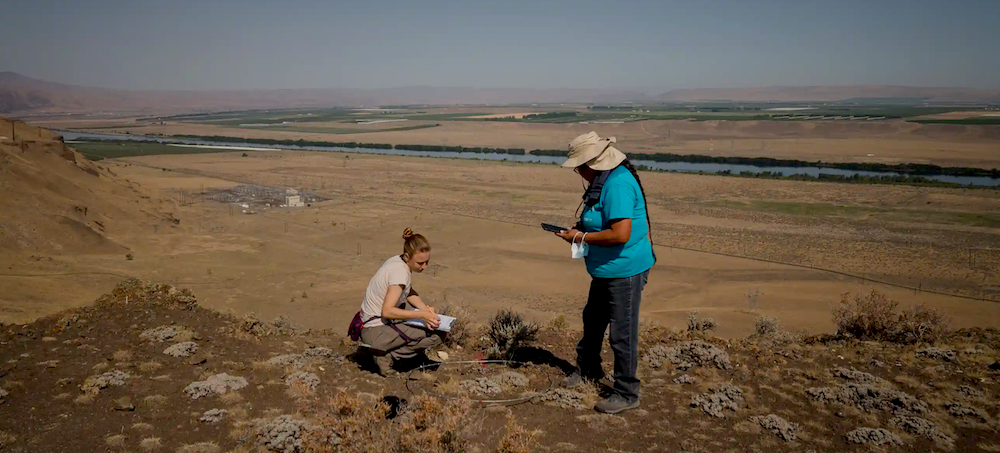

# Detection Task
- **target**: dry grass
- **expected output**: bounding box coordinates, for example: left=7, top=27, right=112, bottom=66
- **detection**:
left=176, top=442, right=220, bottom=453
left=299, top=390, right=480, bottom=453
left=439, top=304, right=475, bottom=347
left=140, top=361, right=163, bottom=372
left=113, top=349, right=133, bottom=362
left=74, top=394, right=94, bottom=405
left=105, top=434, right=126, bottom=448
left=132, top=423, right=154, bottom=431
left=91, top=361, right=110, bottom=372
left=141, top=437, right=163, bottom=451
left=143, top=394, right=169, bottom=409
left=219, top=391, right=245, bottom=404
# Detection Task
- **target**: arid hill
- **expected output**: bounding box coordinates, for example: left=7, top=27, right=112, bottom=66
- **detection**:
left=0, top=117, right=178, bottom=254
left=5, top=71, right=1000, bottom=115
left=0, top=279, right=998, bottom=452
left=656, top=85, right=1000, bottom=103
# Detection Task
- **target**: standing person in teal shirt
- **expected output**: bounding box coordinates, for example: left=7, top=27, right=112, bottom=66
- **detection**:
left=554, top=131, right=655, bottom=414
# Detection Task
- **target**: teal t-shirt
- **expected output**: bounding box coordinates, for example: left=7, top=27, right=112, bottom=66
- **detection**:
left=579, top=166, right=655, bottom=278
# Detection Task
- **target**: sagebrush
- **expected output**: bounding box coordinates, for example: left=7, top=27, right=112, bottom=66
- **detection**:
left=832, top=290, right=948, bottom=343
left=486, top=309, right=539, bottom=359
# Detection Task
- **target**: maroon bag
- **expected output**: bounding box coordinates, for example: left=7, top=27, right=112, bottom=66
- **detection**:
left=348, top=311, right=365, bottom=341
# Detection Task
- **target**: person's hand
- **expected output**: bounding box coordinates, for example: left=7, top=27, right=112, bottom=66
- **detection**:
left=427, top=306, right=436, bottom=315
left=556, top=228, right=582, bottom=243
left=423, top=311, right=441, bottom=330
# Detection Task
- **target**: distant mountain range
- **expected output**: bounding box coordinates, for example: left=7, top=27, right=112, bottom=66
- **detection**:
left=2, top=72, right=998, bottom=115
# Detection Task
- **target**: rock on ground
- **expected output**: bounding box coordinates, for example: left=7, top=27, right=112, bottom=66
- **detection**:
left=163, top=341, right=199, bottom=358
left=184, top=373, right=248, bottom=399
left=892, top=415, right=954, bottom=447
left=806, top=384, right=927, bottom=415
left=644, top=341, right=731, bottom=370
left=80, top=370, right=131, bottom=394
left=672, top=374, right=695, bottom=385
left=533, top=388, right=589, bottom=410
left=459, top=372, right=530, bottom=395
left=844, top=427, right=903, bottom=446
left=256, top=415, right=311, bottom=453
left=831, top=367, right=885, bottom=385
left=750, top=414, right=799, bottom=441
left=945, top=402, right=988, bottom=423
left=690, top=383, right=743, bottom=418
left=285, top=372, right=319, bottom=391
left=200, top=409, right=228, bottom=424
left=917, top=347, right=957, bottom=362
left=139, top=325, right=192, bottom=343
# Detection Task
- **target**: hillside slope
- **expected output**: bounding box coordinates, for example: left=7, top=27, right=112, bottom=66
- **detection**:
left=0, top=117, right=179, bottom=254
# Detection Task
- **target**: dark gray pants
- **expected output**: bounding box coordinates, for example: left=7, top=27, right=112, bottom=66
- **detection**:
left=575, top=270, right=649, bottom=402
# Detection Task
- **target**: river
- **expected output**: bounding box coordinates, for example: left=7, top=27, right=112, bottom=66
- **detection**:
left=57, top=130, right=1000, bottom=187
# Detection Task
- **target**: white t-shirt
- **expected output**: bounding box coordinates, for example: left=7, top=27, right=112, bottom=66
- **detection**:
left=360, top=255, right=411, bottom=327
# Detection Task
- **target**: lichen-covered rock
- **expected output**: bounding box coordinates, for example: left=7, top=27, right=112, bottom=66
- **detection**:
left=80, top=370, right=130, bottom=394
left=644, top=341, right=731, bottom=370
left=806, top=384, right=927, bottom=415
left=184, top=373, right=248, bottom=399
left=200, top=409, right=228, bottom=424
left=750, top=414, right=799, bottom=441
left=844, top=427, right=903, bottom=446
left=163, top=341, right=199, bottom=358
left=892, top=415, right=954, bottom=447
left=256, top=415, right=310, bottom=453
left=832, top=367, right=885, bottom=385
left=917, top=347, right=957, bottom=362
left=140, top=325, right=193, bottom=343
left=690, top=383, right=743, bottom=418
left=265, top=347, right=343, bottom=369
left=285, top=372, right=319, bottom=391
left=533, top=388, right=589, bottom=410
left=945, top=402, right=988, bottom=423
left=673, top=374, right=695, bottom=385
left=460, top=372, right=529, bottom=395
left=958, top=385, right=984, bottom=399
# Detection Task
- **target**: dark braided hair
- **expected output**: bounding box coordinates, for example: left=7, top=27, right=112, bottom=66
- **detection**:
left=620, top=159, right=654, bottom=244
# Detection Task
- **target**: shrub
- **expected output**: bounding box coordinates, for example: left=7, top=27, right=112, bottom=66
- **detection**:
left=686, top=312, right=717, bottom=332
left=438, top=305, right=473, bottom=348
left=753, top=316, right=780, bottom=337
left=485, top=309, right=539, bottom=360
left=832, top=290, right=948, bottom=343
left=496, top=413, right=540, bottom=453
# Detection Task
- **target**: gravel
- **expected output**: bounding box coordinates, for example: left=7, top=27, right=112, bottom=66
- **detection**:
left=844, top=427, right=903, bottom=446
left=690, top=383, right=743, bottom=418
left=163, top=341, right=199, bottom=358
left=644, top=341, right=731, bottom=371
left=184, top=373, right=248, bottom=399
left=750, top=414, right=799, bottom=441
left=80, top=370, right=131, bottom=394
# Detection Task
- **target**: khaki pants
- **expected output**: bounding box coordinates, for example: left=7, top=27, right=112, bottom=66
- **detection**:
left=361, top=323, right=444, bottom=360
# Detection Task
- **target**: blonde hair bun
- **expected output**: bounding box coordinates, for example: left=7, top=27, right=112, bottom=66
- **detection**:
left=402, top=228, right=415, bottom=240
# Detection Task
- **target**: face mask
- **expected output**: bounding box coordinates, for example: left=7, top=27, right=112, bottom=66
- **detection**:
left=571, top=233, right=589, bottom=259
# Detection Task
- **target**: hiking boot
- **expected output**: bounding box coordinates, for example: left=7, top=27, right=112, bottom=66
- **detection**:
left=562, top=371, right=584, bottom=388
left=375, top=355, right=393, bottom=377
left=595, top=394, right=640, bottom=414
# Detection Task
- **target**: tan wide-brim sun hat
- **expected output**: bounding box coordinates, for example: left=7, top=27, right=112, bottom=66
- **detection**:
left=561, top=131, right=627, bottom=171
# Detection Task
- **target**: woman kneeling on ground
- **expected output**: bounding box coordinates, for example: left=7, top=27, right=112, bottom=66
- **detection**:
left=554, top=131, right=655, bottom=414
left=359, top=228, right=444, bottom=376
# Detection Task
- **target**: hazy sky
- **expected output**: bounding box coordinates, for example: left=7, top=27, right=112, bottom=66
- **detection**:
left=3, top=0, right=998, bottom=91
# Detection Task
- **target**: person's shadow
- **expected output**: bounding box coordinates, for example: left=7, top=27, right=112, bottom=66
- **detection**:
left=509, top=347, right=615, bottom=398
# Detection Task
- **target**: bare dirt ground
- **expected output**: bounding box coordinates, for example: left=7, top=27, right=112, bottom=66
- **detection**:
left=3, top=148, right=999, bottom=340
left=38, top=116, right=1000, bottom=168
left=1, top=279, right=998, bottom=452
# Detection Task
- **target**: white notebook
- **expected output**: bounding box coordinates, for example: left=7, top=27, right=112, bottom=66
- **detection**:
left=402, top=313, right=456, bottom=332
